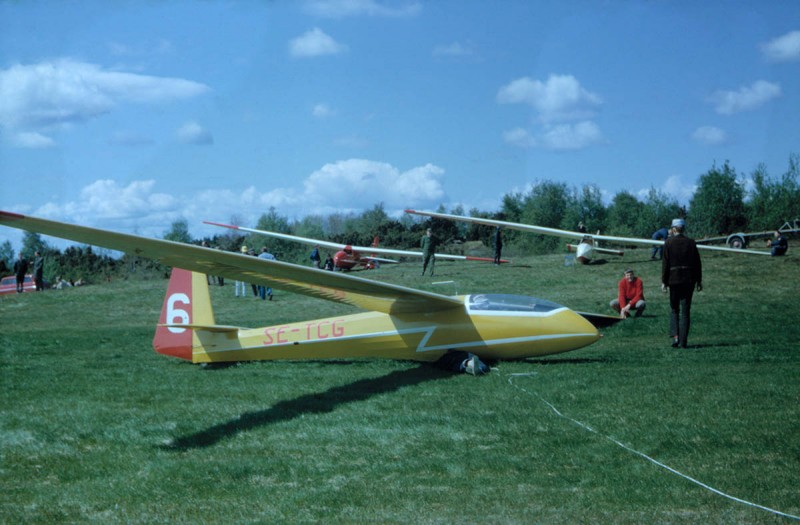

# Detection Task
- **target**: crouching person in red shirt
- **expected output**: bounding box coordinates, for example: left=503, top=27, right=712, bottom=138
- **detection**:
left=610, top=268, right=645, bottom=318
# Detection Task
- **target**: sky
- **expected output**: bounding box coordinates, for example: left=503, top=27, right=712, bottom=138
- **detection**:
left=1, top=0, right=798, bottom=250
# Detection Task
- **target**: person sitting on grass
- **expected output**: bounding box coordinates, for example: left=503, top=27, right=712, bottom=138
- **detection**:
left=610, top=268, right=646, bottom=318
left=766, top=231, right=788, bottom=256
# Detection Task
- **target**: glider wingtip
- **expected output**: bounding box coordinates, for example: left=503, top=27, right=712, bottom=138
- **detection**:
left=0, top=211, right=26, bottom=220
left=204, top=220, right=237, bottom=229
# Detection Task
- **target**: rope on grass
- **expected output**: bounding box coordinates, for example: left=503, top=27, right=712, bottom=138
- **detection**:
left=506, top=372, right=800, bottom=521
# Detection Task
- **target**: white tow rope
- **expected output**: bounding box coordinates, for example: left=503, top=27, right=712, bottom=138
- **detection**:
left=506, top=372, right=800, bottom=521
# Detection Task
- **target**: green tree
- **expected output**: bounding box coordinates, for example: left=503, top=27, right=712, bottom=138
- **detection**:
left=637, top=187, right=682, bottom=236
left=520, top=181, right=574, bottom=253
left=606, top=191, right=644, bottom=238
left=21, top=231, right=48, bottom=259
left=689, top=161, right=747, bottom=237
left=746, top=155, right=800, bottom=231
left=0, top=240, right=13, bottom=275
left=564, top=184, right=606, bottom=233
left=163, top=218, right=192, bottom=244
left=254, top=207, right=296, bottom=259
left=294, top=214, right=326, bottom=242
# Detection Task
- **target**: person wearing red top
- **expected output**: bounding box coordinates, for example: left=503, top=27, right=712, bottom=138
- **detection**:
left=610, top=268, right=645, bottom=318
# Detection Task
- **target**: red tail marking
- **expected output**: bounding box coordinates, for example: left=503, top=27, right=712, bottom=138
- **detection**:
left=153, top=268, right=193, bottom=360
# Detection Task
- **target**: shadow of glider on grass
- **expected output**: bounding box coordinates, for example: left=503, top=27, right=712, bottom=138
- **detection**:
left=0, top=211, right=619, bottom=369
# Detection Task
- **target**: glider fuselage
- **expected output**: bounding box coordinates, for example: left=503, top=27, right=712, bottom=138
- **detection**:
left=158, top=270, right=601, bottom=364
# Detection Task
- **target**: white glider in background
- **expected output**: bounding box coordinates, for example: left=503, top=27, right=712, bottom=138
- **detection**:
left=204, top=221, right=509, bottom=270
left=405, top=209, right=771, bottom=264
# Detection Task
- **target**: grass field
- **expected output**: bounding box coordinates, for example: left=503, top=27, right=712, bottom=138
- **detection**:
left=2, top=248, right=799, bottom=524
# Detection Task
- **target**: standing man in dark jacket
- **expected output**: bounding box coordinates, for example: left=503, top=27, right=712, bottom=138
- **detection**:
left=420, top=228, right=437, bottom=276
left=13, top=253, right=29, bottom=293
left=492, top=226, right=503, bottom=265
left=33, top=251, right=45, bottom=291
left=661, top=218, right=702, bottom=348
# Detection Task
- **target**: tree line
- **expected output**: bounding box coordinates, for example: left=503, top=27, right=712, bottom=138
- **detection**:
left=2, top=156, right=797, bottom=283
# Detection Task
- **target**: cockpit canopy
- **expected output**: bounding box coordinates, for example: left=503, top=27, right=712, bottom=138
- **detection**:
left=466, top=294, right=565, bottom=314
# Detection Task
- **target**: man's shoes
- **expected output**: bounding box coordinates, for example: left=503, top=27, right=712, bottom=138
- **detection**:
left=465, top=355, right=487, bottom=376
left=671, top=337, right=679, bottom=348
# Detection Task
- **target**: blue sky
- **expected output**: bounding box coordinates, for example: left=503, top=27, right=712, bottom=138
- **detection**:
left=1, top=0, right=798, bottom=249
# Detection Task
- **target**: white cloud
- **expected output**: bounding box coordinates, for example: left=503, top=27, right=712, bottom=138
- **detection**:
left=503, top=121, right=605, bottom=151
left=497, top=74, right=602, bottom=122
left=660, top=175, right=696, bottom=205
left=709, top=80, right=781, bottom=115
left=498, top=74, right=604, bottom=151
left=691, top=126, right=727, bottom=146
left=0, top=59, right=210, bottom=144
left=10, top=131, right=56, bottom=149
left=302, top=159, right=445, bottom=213
left=19, top=160, right=446, bottom=242
left=176, top=121, right=213, bottom=145
left=289, top=28, right=348, bottom=58
left=761, top=30, right=800, bottom=62
left=312, top=103, right=335, bottom=118
left=75, top=179, right=177, bottom=220
left=502, top=127, right=537, bottom=149
left=538, top=121, right=604, bottom=150
left=305, top=0, right=421, bottom=18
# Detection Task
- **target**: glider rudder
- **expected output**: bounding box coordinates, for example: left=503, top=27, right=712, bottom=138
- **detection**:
left=153, top=268, right=215, bottom=361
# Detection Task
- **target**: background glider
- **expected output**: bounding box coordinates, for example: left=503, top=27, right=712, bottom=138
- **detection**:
left=405, top=209, right=771, bottom=263
left=203, top=220, right=508, bottom=270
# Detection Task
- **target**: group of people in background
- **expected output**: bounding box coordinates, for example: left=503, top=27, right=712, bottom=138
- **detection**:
left=233, top=245, right=274, bottom=301
left=11, top=251, right=45, bottom=293
left=610, top=218, right=791, bottom=349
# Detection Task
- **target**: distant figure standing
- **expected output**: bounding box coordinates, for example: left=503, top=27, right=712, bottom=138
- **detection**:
left=651, top=227, right=669, bottom=259
left=661, top=218, right=702, bottom=348
left=610, top=268, right=645, bottom=318
left=13, top=253, right=28, bottom=293
left=766, top=231, right=788, bottom=256
left=577, top=221, right=587, bottom=233
left=235, top=245, right=248, bottom=297
left=310, top=245, right=321, bottom=268
left=33, top=251, right=44, bottom=291
left=420, top=228, right=437, bottom=276
left=493, top=226, right=503, bottom=265
left=258, top=246, right=276, bottom=300
left=323, top=254, right=334, bottom=271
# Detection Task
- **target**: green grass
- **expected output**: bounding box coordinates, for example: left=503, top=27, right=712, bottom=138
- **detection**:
left=2, top=250, right=799, bottom=524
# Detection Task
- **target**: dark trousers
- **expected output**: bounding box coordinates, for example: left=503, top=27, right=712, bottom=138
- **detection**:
left=422, top=254, right=435, bottom=275
left=669, top=283, right=695, bottom=347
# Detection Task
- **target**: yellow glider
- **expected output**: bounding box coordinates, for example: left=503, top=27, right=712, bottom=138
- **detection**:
left=0, top=211, right=610, bottom=365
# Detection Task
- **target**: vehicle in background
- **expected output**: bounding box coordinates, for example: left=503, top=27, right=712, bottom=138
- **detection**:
left=0, top=274, right=36, bottom=295
left=698, top=219, right=800, bottom=249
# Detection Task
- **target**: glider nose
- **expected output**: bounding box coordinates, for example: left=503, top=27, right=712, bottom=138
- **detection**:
left=565, top=309, right=602, bottom=347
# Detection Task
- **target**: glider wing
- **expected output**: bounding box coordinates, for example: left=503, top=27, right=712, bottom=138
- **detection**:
left=405, top=209, right=771, bottom=256
left=0, top=211, right=463, bottom=315
left=205, top=220, right=508, bottom=263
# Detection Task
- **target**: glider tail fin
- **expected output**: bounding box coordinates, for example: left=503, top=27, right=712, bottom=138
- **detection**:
left=153, top=268, right=216, bottom=361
